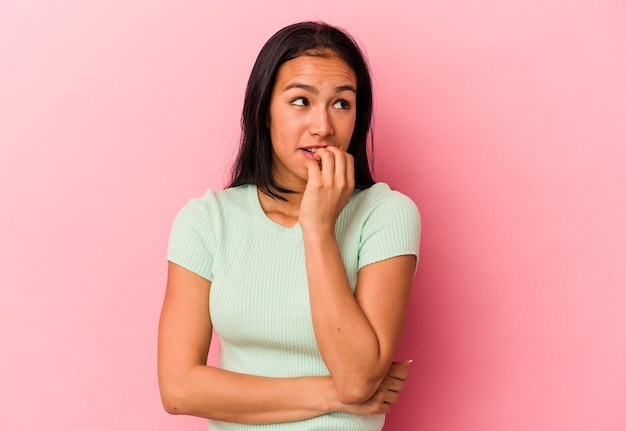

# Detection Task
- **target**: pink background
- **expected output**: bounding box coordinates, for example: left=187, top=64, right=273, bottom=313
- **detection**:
left=1, top=1, right=625, bottom=430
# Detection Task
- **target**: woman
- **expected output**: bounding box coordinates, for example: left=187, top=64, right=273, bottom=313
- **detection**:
left=158, top=21, right=421, bottom=430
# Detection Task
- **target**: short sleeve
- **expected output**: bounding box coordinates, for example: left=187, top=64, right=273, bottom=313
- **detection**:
left=167, top=197, right=214, bottom=281
left=357, top=192, right=421, bottom=272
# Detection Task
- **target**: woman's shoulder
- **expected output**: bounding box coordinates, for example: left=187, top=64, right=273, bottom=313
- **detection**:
left=179, top=185, right=251, bottom=210
left=168, top=187, right=252, bottom=280
left=171, top=185, right=252, bottom=229
left=352, top=182, right=418, bottom=212
left=339, top=182, right=420, bottom=234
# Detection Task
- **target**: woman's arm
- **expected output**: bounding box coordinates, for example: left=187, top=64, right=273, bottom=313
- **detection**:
left=157, top=262, right=408, bottom=423
left=300, top=147, right=416, bottom=404
left=304, top=241, right=415, bottom=405
left=158, top=262, right=333, bottom=423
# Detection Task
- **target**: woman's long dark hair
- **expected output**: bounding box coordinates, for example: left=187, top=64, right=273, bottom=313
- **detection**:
left=229, top=21, right=375, bottom=199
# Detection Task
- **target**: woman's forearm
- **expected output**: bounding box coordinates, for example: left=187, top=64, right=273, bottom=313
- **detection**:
left=161, top=365, right=338, bottom=423
left=303, top=231, right=389, bottom=404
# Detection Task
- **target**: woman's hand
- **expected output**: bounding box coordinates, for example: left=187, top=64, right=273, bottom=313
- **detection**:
left=299, top=146, right=355, bottom=235
left=338, top=360, right=412, bottom=415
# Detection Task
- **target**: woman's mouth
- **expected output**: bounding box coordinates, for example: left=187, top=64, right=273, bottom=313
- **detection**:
left=302, top=146, right=325, bottom=153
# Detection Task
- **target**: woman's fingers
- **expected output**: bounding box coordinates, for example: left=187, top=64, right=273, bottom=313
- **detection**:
left=325, top=147, right=347, bottom=186
left=345, top=151, right=355, bottom=189
left=300, top=147, right=355, bottom=233
left=388, top=360, right=411, bottom=380
left=317, top=148, right=336, bottom=183
left=314, top=146, right=354, bottom=188
left=339, top=360, right=412, bottom=416
left=384, top=373, right=406, bottom=394
left=305, top=159, right=322, bottom=186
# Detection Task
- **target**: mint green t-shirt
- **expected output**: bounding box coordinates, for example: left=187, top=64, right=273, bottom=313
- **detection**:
left=167, top=183, right=420, bottom=431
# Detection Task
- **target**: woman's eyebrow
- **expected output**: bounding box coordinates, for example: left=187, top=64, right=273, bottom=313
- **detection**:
left=283, top=82, right=356, bottom=94
left=335, top=84, right=357, bottom=94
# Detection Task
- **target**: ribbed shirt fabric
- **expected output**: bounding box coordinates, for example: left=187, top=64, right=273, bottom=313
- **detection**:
left=167, top=183, right=421, bottom=431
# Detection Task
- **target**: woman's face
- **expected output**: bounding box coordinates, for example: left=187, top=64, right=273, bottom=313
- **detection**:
left=268, top=54, right=357, bottom=190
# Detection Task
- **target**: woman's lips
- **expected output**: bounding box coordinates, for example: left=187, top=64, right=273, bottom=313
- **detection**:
left=301, top=148, right=317, bottom=160
left=302, top=147, right=323, bottom=153
left=301, top=146, right=325, bottom=159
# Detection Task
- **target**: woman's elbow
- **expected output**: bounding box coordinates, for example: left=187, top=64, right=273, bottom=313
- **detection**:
left=335, top=379, right=379, bottom=405
left=160, top=384, right=188, bottom=415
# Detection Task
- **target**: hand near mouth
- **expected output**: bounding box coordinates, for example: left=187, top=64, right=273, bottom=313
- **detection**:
left=299, top=146, right=355, bottom=236
left=301, top=146, right=325, bottom=167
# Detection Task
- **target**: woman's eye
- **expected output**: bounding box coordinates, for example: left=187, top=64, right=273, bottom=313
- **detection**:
left=291, top=97, right=309, bottom=106
left=333, top=100, right=350, bottom=110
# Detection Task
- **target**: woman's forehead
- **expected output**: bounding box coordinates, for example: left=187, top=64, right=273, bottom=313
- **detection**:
left=274, top=55, right=357, bottom=91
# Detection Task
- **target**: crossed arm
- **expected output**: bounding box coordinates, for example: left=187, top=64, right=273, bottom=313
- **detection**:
left=157, top=253, right=414, bottom=423
left=300, top=146, right=417, bottom=404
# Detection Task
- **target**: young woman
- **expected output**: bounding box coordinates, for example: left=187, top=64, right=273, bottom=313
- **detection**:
left=158, top=21, right=421, bottom=430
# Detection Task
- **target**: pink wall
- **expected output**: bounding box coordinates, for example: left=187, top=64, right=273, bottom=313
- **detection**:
left=1, top=1, right=625, bottom=430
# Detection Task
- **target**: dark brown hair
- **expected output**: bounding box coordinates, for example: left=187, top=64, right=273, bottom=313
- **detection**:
left=229, top=21, right=375, bottom=199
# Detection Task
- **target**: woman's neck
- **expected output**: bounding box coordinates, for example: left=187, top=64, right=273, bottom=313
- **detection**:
left=257, top=188, right=302, bottom=228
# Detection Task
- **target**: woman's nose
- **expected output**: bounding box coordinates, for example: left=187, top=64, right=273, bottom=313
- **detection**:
left=308, top=108, right=334, bottom=137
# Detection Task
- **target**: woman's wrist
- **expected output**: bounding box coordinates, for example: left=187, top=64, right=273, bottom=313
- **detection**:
left=301, top=227, right=337, bottom=245
left=319, top=376, right=346, bottom=414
